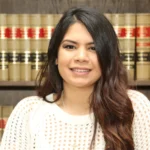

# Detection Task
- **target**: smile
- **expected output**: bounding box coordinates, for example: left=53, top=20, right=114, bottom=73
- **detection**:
left=71, top=68, right=90, bottom=72
left=70, top=68, right=91, bottom=75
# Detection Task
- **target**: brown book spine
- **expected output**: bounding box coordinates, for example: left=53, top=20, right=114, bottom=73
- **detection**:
left=41, top=14, right=54, bottom=63
left=112, top=13, right=125, bottom=51
left=122, top=13, right=136, bottom=80
left=2, top=105, right=14, bottom=127
left=30, top=14, right=43, bottom=80
left=20, top=49, right=31, bottom=81
left=31, top=51, right=43, bottom=80
left=1, top=105, right=14, bottom=141
left=120, top=52, right=135, bottom=79
left=53, top=14, right=62, bottom=27
left=136, top=13, right=150, bottom=80
left=0, top=51, right=8, bottom=81
left=7, top=14, right=20, bottom=81
left=19, top=14, right=31, bottom=81
left=41, top=14, right=55, bottom=40
left=0, top=14, right=8, bottom=81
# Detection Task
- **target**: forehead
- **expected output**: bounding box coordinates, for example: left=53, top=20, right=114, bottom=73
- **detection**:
left=62, top=22, right=94, bottom=43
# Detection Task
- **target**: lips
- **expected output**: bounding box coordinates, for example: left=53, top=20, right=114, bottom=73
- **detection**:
left=70, top=68, right=91, bottom=74
left=71, top=68, right=90, bottom=72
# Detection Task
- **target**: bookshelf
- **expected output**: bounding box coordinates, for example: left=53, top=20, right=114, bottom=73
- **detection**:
left=129, top=80, right=150, bottom=87
left=0, top=80, right=150, bottom=87
left=0, top=80, right=150, bottom=106
left=0, top=81, right=35, bottom=87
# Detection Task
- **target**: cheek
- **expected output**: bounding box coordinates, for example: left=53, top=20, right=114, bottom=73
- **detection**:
left=57, top=49, right=71, bottom=64
left=57, top=57, right=70, bottom=76
left=92, top=58, right=101, bottom=77
left=58, top=57, right=69, bottom=67
left=96, top=64, right=101, bottom=74
left=91, top=55, right=101, bottom=69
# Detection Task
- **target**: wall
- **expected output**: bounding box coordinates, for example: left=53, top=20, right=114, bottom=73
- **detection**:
left=0, top=0, right=150, bottom=14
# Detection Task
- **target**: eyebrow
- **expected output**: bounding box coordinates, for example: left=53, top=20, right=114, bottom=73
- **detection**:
left=62, top=39, right=94, bottom=45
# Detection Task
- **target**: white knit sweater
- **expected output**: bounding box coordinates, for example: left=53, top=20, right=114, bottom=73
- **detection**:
left=1, top=90, right=150, bottom=150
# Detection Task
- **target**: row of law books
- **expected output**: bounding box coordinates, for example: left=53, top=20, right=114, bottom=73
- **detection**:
left=0, top=13, right=62, bottom=81
left=0, top=13, right=150, bottom=81
left=0, top=51, right=47, bottom=81
left=104, top=13, right=150, bottom=81
left=0, top=105, right=14, bottom=142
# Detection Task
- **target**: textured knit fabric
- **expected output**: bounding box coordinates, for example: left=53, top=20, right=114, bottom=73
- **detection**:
left=1, top=90, right=150, bottom=150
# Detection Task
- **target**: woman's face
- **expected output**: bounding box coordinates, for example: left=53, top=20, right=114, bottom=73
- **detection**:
left=56, top=22, right=101, bottom=88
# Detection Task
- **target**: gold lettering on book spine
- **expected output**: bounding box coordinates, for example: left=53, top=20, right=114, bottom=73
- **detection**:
left=136, top=13, right=150, bottom=80
left=0, top=14, right=8, bottom=81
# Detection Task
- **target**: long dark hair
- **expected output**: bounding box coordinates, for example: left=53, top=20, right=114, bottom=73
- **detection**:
left=37, top=7, right=134, bottom=150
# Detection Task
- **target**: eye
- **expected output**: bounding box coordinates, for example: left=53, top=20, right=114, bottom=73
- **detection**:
left=63, top=45, right=76, bottom=50
left=88, top=46, right=96, bottom=51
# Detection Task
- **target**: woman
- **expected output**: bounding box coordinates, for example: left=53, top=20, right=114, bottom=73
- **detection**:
left=1, top=7, right=150, bottom=150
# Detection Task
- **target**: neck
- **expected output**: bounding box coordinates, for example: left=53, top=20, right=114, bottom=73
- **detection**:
left=58, top=84, right=94, bottom=115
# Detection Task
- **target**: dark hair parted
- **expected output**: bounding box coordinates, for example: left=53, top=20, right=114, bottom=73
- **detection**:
left=37, top=7, right=134, bottom=150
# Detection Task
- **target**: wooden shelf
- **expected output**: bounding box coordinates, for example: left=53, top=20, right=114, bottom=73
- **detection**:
left=0, top=81, right=35, bottom=87
left=128, top=80, right=150, bottom=86
left=0, top=80, right=150, bottom=87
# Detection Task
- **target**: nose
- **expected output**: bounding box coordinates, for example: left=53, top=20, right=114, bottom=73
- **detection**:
left=74, top=47, right=89, bottom=62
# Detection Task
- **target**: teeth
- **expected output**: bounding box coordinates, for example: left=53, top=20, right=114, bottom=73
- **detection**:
left=72, top=69, right=90, bottom=72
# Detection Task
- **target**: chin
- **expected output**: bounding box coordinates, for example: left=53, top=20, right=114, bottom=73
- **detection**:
left=70, top=81, right=94, bottom=88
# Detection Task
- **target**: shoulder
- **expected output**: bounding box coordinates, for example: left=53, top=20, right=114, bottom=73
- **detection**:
left=127, top=89, right=150, bottom=125
left=17, top=95, right=43, bottom=106
left=127, top=89, right=149, bottom=100
left=7, top=94, right=55, bottom=131
left=12, top=94, right=54, bottom=117
left=13, top=96, right=44, bottom=113
left=127, top=89, right=150, bottom=119
left=17, top=94, right=55, bottom=116
left=127, top=89, right=150, bottom=109
left=127, top=91, right=150, bottom=148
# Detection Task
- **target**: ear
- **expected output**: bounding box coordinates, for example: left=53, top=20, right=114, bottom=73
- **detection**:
left=55, top=59, right=58, bottom=65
